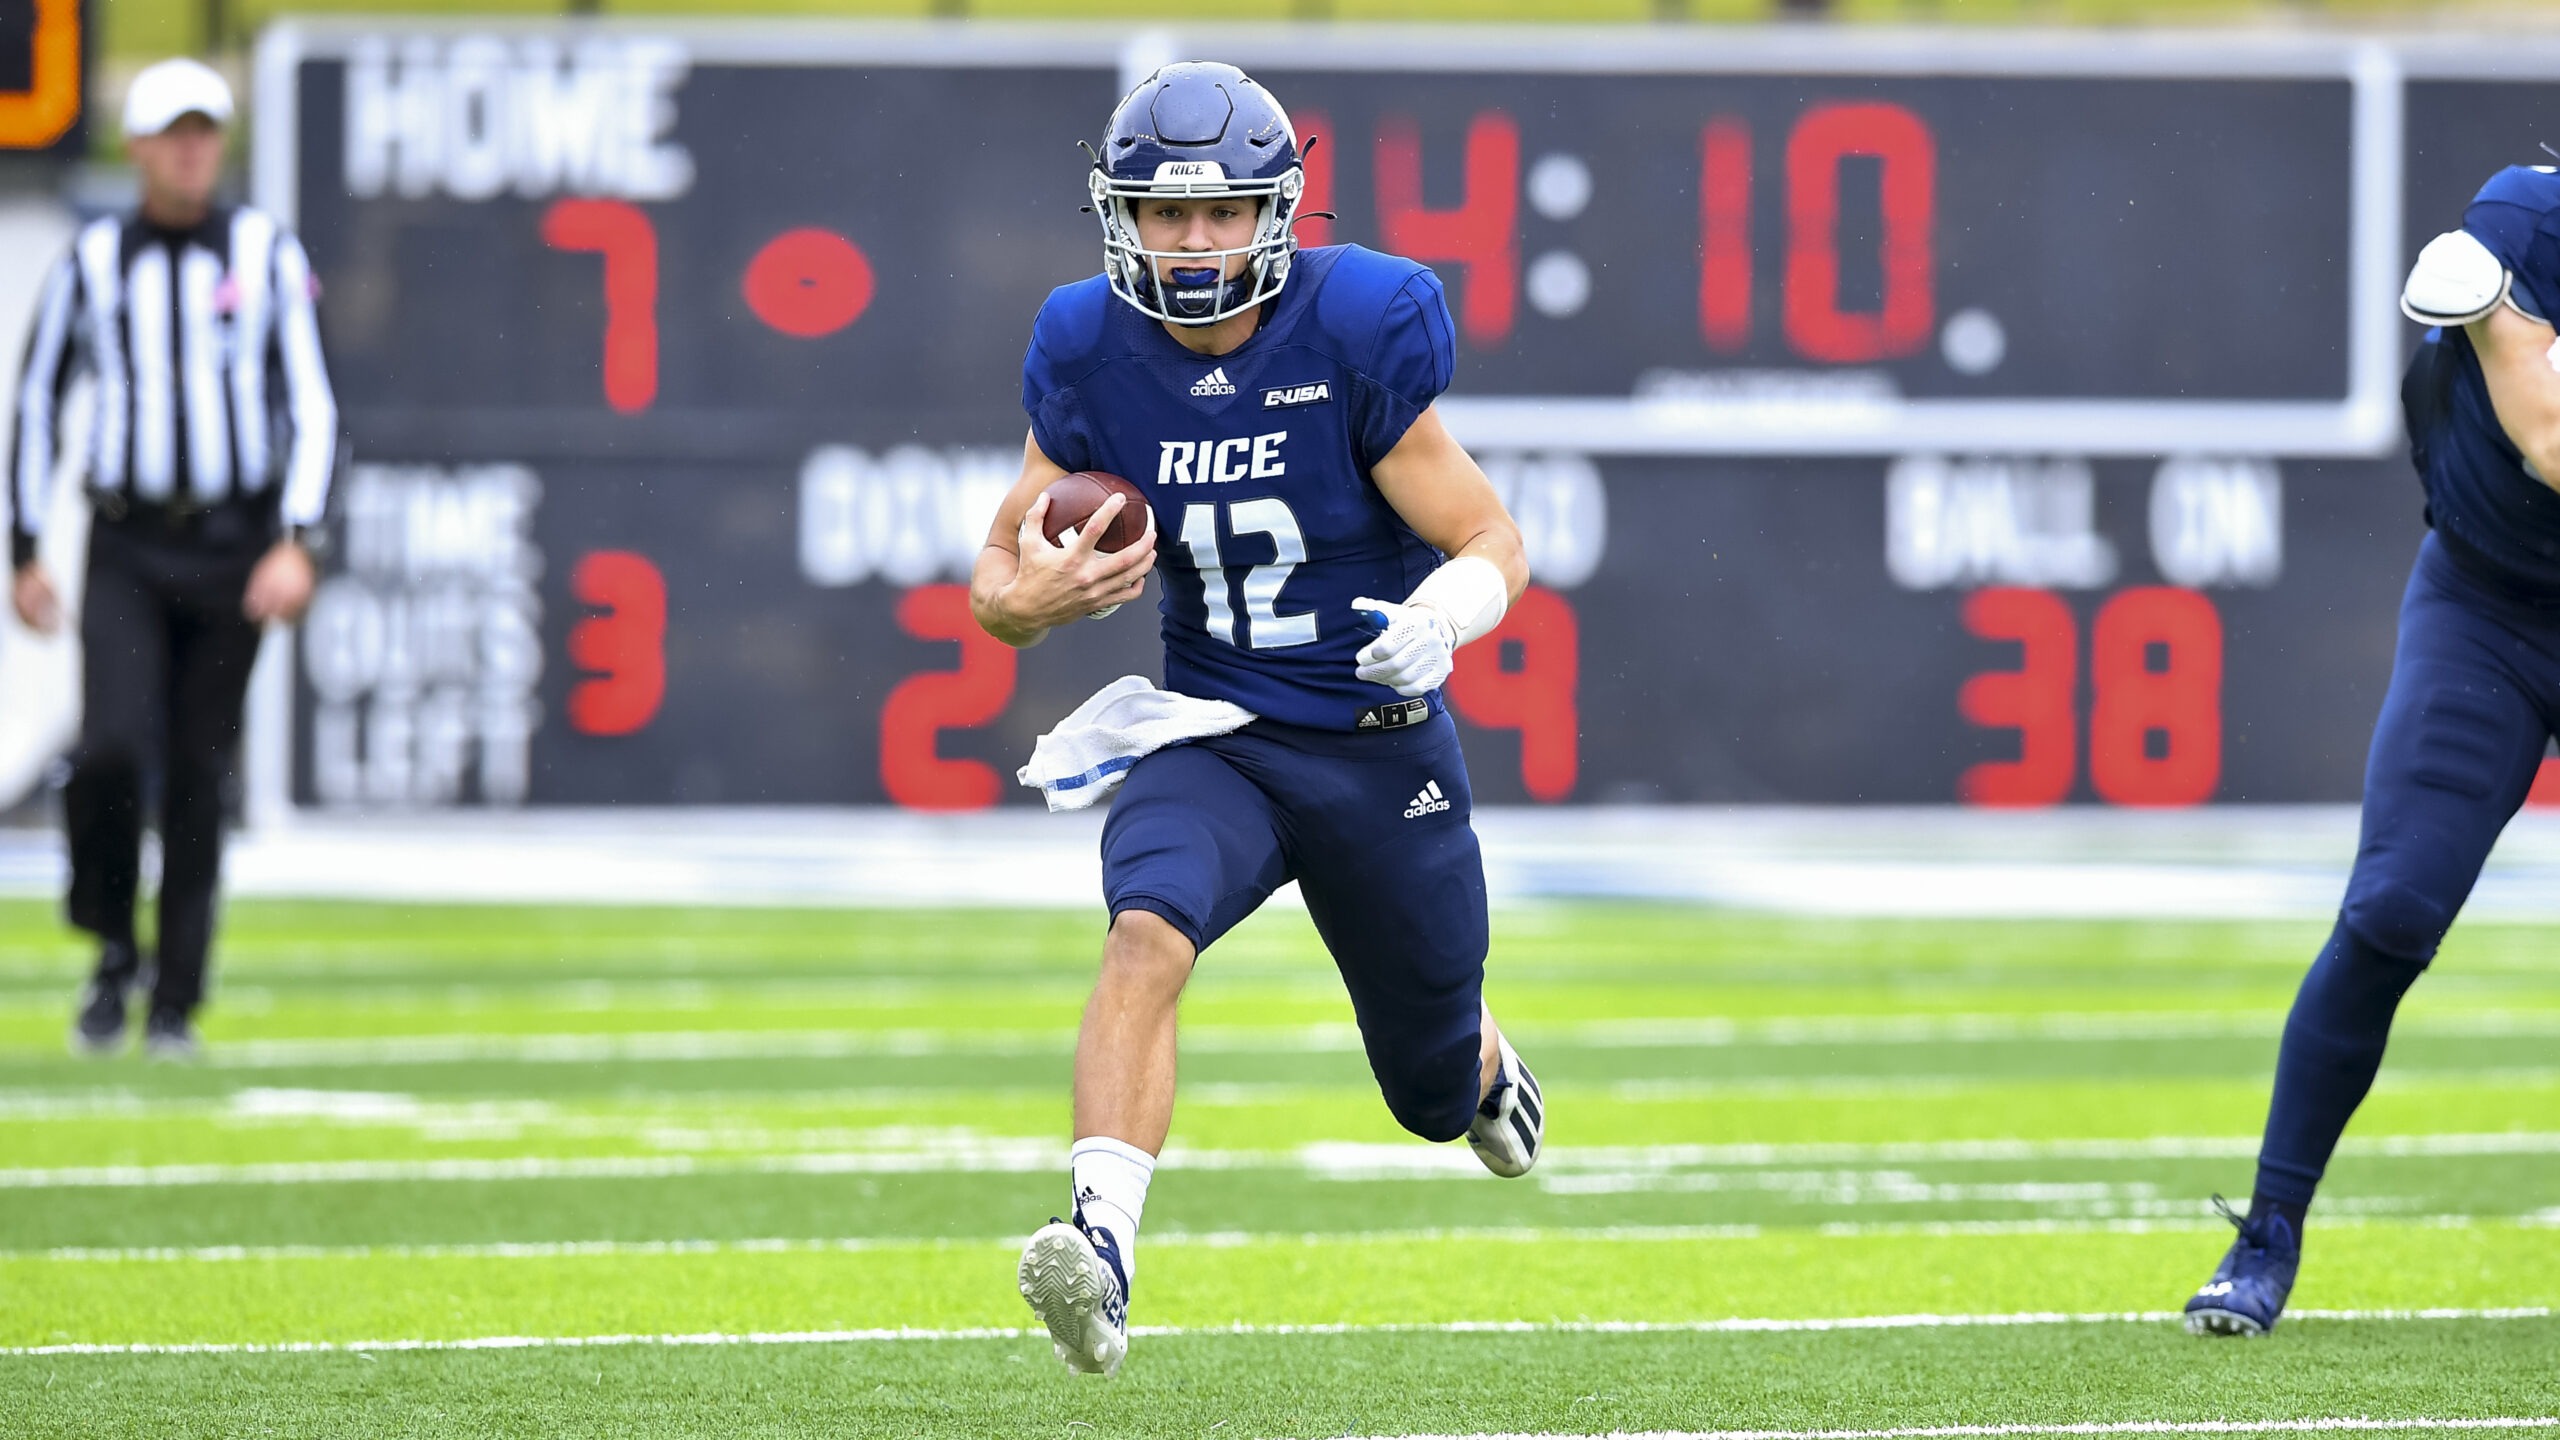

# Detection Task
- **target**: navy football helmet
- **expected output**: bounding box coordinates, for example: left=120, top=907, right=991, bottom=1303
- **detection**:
left=1090, top=62, right=1308, bottom=327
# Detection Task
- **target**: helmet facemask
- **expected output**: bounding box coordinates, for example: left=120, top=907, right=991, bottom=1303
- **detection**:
left=1093, top=164, right=1307, bottom=327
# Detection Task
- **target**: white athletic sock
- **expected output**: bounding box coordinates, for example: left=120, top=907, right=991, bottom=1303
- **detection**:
left=1069, top=1135, right=1156, bottom=1284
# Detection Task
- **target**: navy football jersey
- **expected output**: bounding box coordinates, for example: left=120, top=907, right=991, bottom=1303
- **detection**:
left=1022, top=245, right=1460, bottom=730
left=2405, top=165, right=2560, bottom=590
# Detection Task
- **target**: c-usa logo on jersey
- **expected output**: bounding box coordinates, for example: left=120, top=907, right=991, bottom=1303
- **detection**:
left=1262, top=381, right=1332, bottom=409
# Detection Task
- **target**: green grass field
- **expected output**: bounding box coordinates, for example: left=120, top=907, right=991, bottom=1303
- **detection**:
left=1, top=896, right=2555, bottom=1437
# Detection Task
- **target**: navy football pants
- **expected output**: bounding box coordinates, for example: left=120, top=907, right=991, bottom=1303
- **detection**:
left=2256, top=533, right=2560, bottom=1207
left=1101, top=711, right=1490, bottom=1143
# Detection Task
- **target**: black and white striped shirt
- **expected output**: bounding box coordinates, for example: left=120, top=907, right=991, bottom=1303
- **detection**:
left=8, top=205, right=338, bottom=566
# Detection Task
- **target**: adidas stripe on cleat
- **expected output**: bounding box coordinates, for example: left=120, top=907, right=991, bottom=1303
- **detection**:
left=1018, top=1215, right=1131, bottom=1376
left=1467, top=1033, right=1543, bottom=1178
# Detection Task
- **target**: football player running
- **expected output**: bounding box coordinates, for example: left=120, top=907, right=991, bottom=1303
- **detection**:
left=2183, top=163, right=2560, bottom=1335
left=970, top=63, right=1543, bottom=1377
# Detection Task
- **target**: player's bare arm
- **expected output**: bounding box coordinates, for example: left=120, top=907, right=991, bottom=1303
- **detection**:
left=2465, top=303, right=2560, bottom=491
left=1370, top=406, right=1530, bottom=600
left=970, top=432, right=1156, bottom=648
left=1351, top=405, right=1528, bottom=697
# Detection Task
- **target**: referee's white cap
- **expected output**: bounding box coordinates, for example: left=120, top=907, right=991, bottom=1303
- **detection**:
left=124, top=58, right=234, bottom=138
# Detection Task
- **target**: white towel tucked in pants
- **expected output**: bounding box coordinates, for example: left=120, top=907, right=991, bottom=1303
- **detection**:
left=1016, top=676, right=1257, bottom=812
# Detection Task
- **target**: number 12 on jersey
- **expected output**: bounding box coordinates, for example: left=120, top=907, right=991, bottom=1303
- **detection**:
left=1179, top=499, right=1318, bottom=649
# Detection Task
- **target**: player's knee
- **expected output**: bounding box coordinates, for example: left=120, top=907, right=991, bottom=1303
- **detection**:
left=1373, top=1030, right=1483, bottom=1144
left=1099, top=908, right=1196, bottom=1001
left=67, top=741, right=144, bottom=794
left=2340, top=878, right=2457, bottom=963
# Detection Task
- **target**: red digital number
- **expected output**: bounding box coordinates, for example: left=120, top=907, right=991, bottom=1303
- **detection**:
left=741, top=227, right=874, bottom=338
left=1376, top=111, right=1518, bottom=347
left=1957, top=587, right=2226, bottom=808
left=1446, top=586, right=1579, bottom=802
left=2530, top=758, right=2560, bottom=809
left=2088, top=587, right=2222, bottom=807
left=1784, top=102, right=1936, bottom=364
left=541, top=199, right=659, bottom=413
left=1957, top=587, right=2076, bottom=808
left=1294, top=109, right=1335, bottom=250
left=879, top=585, right=1018, bottom=811
left=1697, top=117, right=1753, bottom=353
left=1690, top=103, right=1937, bottom=362
left=566, top=550, right=667, bottom=737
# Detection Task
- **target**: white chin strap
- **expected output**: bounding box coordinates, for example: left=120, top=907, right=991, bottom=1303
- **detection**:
left=1406, top=555, right=1510, bottom=646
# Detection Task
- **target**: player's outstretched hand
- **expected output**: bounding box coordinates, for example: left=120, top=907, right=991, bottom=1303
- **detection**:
left=1005, top=493, right=1156, bottom=635
left=1353, top=597, right=1458, bottom=697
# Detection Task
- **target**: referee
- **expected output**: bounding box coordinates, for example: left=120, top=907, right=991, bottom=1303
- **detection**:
left=7, top=58, right=338, bottom=1059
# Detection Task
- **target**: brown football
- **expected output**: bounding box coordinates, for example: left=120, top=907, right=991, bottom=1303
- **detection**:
left=1039, top=471, right=1152, bottom=554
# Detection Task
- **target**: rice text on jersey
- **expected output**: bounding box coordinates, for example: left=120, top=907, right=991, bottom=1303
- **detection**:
left=1158, top=432, right=1286, bottom=486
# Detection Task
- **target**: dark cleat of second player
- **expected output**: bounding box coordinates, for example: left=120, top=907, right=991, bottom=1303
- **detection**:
left=2183, top=1198, right=2300, bottom=1337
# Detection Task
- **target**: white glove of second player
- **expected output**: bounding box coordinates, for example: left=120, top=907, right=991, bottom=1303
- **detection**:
left=1352, top=597, right=1459, bottom=698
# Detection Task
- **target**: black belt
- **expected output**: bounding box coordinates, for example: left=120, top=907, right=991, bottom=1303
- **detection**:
left=1352, top=698, right=1432, bottom=732
left=90, top=490, right=273, bottom=546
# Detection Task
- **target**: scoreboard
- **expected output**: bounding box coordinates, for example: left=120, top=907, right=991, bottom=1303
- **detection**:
left=0, top=0, right=84, bottom=157
left=247, top=23, right=2560, bottom=811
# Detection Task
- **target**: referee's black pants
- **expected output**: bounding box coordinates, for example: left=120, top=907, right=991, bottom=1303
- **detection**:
left=66, top=508, right=266, bottom=1017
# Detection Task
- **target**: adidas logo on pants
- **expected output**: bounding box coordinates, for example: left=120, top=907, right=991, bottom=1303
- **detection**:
left=1403, top=781, right=1451, bottom=819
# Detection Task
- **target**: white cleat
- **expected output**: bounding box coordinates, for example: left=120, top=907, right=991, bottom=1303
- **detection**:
left=1467, top=1034, right=1544, bottom=1178
left=1017, top=1218, right=1130, bottom=1377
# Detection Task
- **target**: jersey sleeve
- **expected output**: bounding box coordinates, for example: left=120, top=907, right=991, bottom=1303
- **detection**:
left=1021, top=292, right=1099, bottom=473
left=271, top=225, right=340, bottom=529
left=9, top=245, right=83, bottom=568
left=1349, top=267, right=1457, bottom=470
left=2462, top=167, right=2560, bottom=322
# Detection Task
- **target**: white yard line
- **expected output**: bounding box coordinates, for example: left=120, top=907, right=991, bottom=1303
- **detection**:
left=1344, top=1421, right=2560, bottom=1440
left=9, top=1132, right=2560, bottom=1188
left=1, top=1072, right=2547, bottom=1126
left=190, top=1029, right=1079, bottom=1067
left=0, top=1220, right=2185, bottom=1264
left=13, top=1214, right=2555, bottom=1266
left=0, top=1148, right=1058, bottom=1188
left=40, top=1015, right=2506, bottom=1068
left=3, top=1310, right=2551, bottom=1359
left=55, top=1011, right=2545, bottom=1069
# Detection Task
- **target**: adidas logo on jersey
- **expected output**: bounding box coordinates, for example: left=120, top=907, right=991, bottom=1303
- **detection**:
left=1262, top=381, right=1332, bottom=409
left=1190, top=366, right=1238, bottom=397
left=1403, top=780, right=1452, bottom=820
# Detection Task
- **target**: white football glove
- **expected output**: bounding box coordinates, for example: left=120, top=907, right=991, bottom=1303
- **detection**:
left=1352, top=597, right=1458, bottom=697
